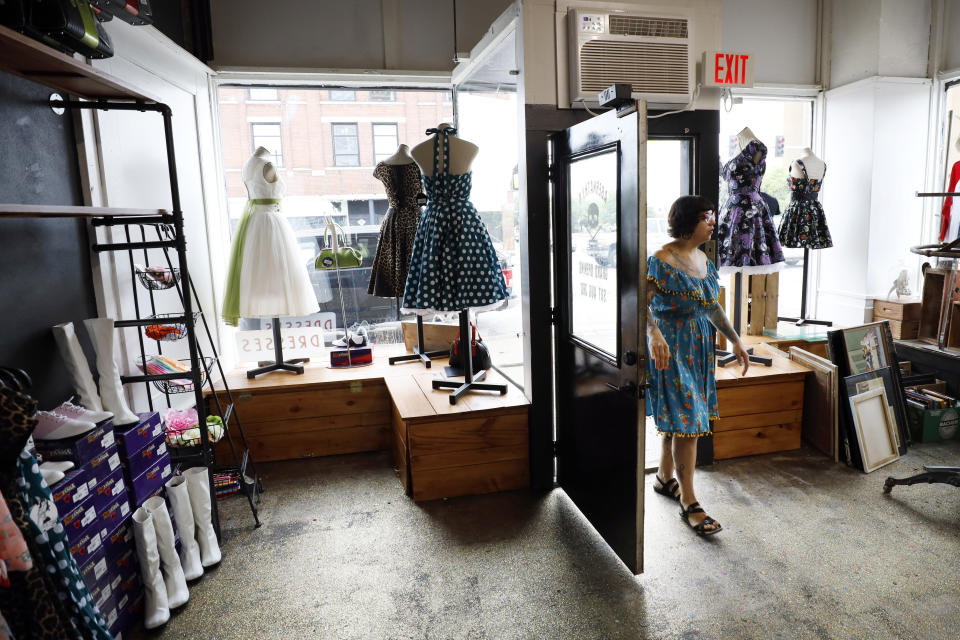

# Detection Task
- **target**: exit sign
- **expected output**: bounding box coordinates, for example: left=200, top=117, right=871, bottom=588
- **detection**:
left=703, top=51, right=754, bottom=88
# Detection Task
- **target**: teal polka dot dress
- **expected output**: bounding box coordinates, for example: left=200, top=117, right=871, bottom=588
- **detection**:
left=646, top=256, right=719, bottom=437
left=401, top=130, right=509, bottom=314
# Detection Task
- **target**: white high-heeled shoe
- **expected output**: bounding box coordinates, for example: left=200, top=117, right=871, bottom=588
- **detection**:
left=53, top=399, right=113, bottom=424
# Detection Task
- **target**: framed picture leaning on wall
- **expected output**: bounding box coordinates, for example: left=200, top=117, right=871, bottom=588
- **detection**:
left=844, top=366, right=909, bottom=456
left=841, top=322, right=889, bottom=375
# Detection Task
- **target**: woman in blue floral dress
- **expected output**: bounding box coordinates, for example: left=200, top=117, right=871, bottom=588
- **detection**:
left=647, top=196, right=750, bottom=536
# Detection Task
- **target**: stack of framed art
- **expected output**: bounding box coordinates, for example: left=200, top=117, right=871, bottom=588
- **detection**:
left=826, top=321, right=911, bottom=473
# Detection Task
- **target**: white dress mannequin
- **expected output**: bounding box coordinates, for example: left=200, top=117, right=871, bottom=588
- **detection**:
left=410, top=122, right=478, bottom=176
left=222, top=148, right=325, bottom=325
left=789, top=148, right=826, bottom=181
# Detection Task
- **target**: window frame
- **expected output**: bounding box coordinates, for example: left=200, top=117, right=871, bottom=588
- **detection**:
left=329, top=89, right=357, bottom=102
left=372, top=123, right=399, bottom=163
left=331, top=122, right=361, bottom=167
left=369, top=89, right=396, bottom=102
left=248, top=87, right=279, bottom=101
left=250, top=121, right=284, bottom=167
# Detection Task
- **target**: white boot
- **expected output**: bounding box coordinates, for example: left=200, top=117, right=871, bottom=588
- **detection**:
left=83, top=317, right=139, bottom=425
left=144, top=496, right=189, bottom=608
left=132, top=506, right=170, bottom=629
left=166, top=475, right=203, bottom=580
left=52, top=322, right=105, bottom=413
left=184, top=467, right=221, bottom=567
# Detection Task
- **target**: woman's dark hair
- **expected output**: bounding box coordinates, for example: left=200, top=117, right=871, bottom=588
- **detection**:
left=667, top=195, right=715, bottom=238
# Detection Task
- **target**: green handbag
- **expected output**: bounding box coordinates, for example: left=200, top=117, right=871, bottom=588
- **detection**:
left=314, top=222, right=363, bottom=270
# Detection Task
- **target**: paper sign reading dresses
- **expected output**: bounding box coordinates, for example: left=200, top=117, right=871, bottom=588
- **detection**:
left=703, top=51, right=754, bottom=88
left=235, top=313, right=336, bottom=361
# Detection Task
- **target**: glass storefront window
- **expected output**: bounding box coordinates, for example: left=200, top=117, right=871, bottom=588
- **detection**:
left=719, top=98, right=814, bottom=319
left=454, top=27, right=525, bottom=388
left=216, top=86, right=454, bottom=357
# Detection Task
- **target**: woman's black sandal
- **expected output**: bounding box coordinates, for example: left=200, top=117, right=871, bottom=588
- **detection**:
left=653, top=475, right=681, bottom=501
left=680, top=502, right=722, bottom=536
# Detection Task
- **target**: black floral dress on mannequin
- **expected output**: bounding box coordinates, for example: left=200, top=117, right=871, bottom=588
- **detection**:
left=0, top=386, right=112, bottom=640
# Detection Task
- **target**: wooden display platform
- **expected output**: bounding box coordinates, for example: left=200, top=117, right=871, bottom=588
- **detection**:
left=713, top=341, right=810, bottom=460
left=387, top=371, right=529, bottom=502
left=206, top=344, right=530, bottom=501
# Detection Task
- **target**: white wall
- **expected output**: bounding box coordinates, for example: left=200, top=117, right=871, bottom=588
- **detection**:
left=829, top=0, right=931, bottom=87
left=941, top=0, right=960, bottom=71
left=721, top=0, right=819, bottom=85
left=209, top=0, right=514, bottom=71
left=86, top=20, right=223, bottom=410
left=817, top=77, right=931, bottom=325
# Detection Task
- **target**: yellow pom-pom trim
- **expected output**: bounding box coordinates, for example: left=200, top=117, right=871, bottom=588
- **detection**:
left=647, top=275, right=719, bottom=308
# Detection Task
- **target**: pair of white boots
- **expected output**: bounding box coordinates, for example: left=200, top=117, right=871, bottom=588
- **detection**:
left=53, top=319, right=139, bottom=426
left=132, top=467, right=222, bottom=629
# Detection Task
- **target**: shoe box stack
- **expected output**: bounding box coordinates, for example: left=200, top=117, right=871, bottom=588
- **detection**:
left=37, top=410, right=165, bottom=639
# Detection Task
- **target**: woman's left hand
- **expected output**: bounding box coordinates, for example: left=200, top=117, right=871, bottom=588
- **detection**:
left=733, top=341, right=750, bottom=376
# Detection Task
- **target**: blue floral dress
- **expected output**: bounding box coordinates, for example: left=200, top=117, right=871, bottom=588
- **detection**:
left=401, top=130, right=509, bottom=314
left=646, top=256, right=719, bottom=436
left=717, top=139, right=785, bottom=275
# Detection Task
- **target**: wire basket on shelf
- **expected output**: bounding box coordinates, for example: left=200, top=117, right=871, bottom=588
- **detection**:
left=145, top=312, right=201, bottom=342
left=137, top=354, right=213, bottom=394
left=135, top=264, right=181, bottom=291
left=164, top=411, right=225, bottom=449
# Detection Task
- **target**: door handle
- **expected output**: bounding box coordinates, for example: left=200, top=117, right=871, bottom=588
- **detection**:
left=605, top=381, right=638, bottom=396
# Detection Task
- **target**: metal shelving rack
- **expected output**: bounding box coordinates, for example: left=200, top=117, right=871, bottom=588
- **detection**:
left=0, top=24, right=262, bottom=535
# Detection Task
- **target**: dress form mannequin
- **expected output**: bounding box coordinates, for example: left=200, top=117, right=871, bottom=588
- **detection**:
left=790, top=148, right=826, bottom=181
left=251, top=146, right=278, bottom=182
left=941, top=139, right=960, bottom=241
left=737, top=127, right=762, bottom=164
left=411, top=123, right=478, bottom=177
left=381, top=143, right=415, bottom=167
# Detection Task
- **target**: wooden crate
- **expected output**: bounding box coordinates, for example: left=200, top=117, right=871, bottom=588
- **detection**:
left=918, top=269, right=948, bottom=343
left=209, top=380, right=392, bottom=462
left=873, top=298, right=921, bottom=340
left=386, top=372, right=529, bottom=501
left=713, top=349, right=807, bottom=460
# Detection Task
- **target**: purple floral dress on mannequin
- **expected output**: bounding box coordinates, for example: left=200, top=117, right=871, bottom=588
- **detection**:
left=716, top=139, right=785, bottom=275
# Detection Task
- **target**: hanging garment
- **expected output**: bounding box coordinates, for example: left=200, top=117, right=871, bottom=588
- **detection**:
left=716, top=139, right=785, bottom=275
left=0, top=387, right=110, bottom=640
left=0, top=611, right=12, bottom=640
left=0, top=490, right=31, bottom=573
left=222, top=152, right=326, bottom=326
left=940, top=160, right=960, bottom=242
left=777, top=159, right=833, bottom=249
left=645, top=256, right=720, bottom=436
left=401, top=131, right=509, bottom=314
left=368, top=162, right=424, bottom=298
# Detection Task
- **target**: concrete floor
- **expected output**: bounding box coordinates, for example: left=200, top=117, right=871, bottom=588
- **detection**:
left=133, top=441, right=960, bottom=640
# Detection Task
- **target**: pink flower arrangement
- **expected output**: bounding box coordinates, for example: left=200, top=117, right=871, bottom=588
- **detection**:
left=163, top=407, right=199, bottom=434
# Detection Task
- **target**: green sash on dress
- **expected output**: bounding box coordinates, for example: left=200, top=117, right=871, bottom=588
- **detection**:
left=221, top=198, right=282, bottom=326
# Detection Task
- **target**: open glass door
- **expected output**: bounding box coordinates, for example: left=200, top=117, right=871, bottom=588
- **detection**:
left=552, top=104, right=647, bottom=573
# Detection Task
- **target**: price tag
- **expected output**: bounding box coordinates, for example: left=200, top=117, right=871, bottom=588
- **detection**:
left=94, top=557, right=108, bottom=580
left=101, top=431, right=115, bottom=449
left=108, top=453, right=121, bottom=471
left=73, top=483, right=89, bottom=504
left=120, top=502, right=130, bottom=517
left=81, top=507, right=97, bottom=528
left=87, top=531, right=102, bottom=553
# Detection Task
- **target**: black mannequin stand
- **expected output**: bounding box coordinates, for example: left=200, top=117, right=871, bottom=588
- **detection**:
left=246, top=317, right=308, bottom=379
left=778, top=249, right=832, bottom=327
left=389, top=315, right=447, bottom=368
left=431, top=309, right=507, bottom=405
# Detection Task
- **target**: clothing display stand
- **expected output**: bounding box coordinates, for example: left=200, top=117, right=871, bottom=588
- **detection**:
left=777, top=249, right=832, bottom=327
left=0, top=29, right=264, bottom=536
left=431, top=310, right=507, bottom=404
left=389, top=316, right=447, bottom=368
left=246, top=318, right=308, bottom=379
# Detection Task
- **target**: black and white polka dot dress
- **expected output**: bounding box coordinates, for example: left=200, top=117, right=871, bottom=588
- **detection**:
left=400, top=131, right=509, bottom=314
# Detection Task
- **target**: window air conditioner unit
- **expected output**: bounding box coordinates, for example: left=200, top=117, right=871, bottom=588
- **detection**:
left=567, top=9, right=694, bottom=109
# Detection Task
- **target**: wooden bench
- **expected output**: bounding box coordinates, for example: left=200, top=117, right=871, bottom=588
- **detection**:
left=205, top=345, right=529, bottom=501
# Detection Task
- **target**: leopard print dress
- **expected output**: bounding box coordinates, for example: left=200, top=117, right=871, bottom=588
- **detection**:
left=368, top=162, right=424, bottom=298
left=0, top=386, right=111, bottom=640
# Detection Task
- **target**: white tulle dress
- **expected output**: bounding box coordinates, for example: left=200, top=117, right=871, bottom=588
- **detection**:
left=222, top=152, right=326, bottom=326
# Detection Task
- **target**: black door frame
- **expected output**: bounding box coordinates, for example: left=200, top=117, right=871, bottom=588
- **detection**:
left=521, top=108, right=719, bottom=492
